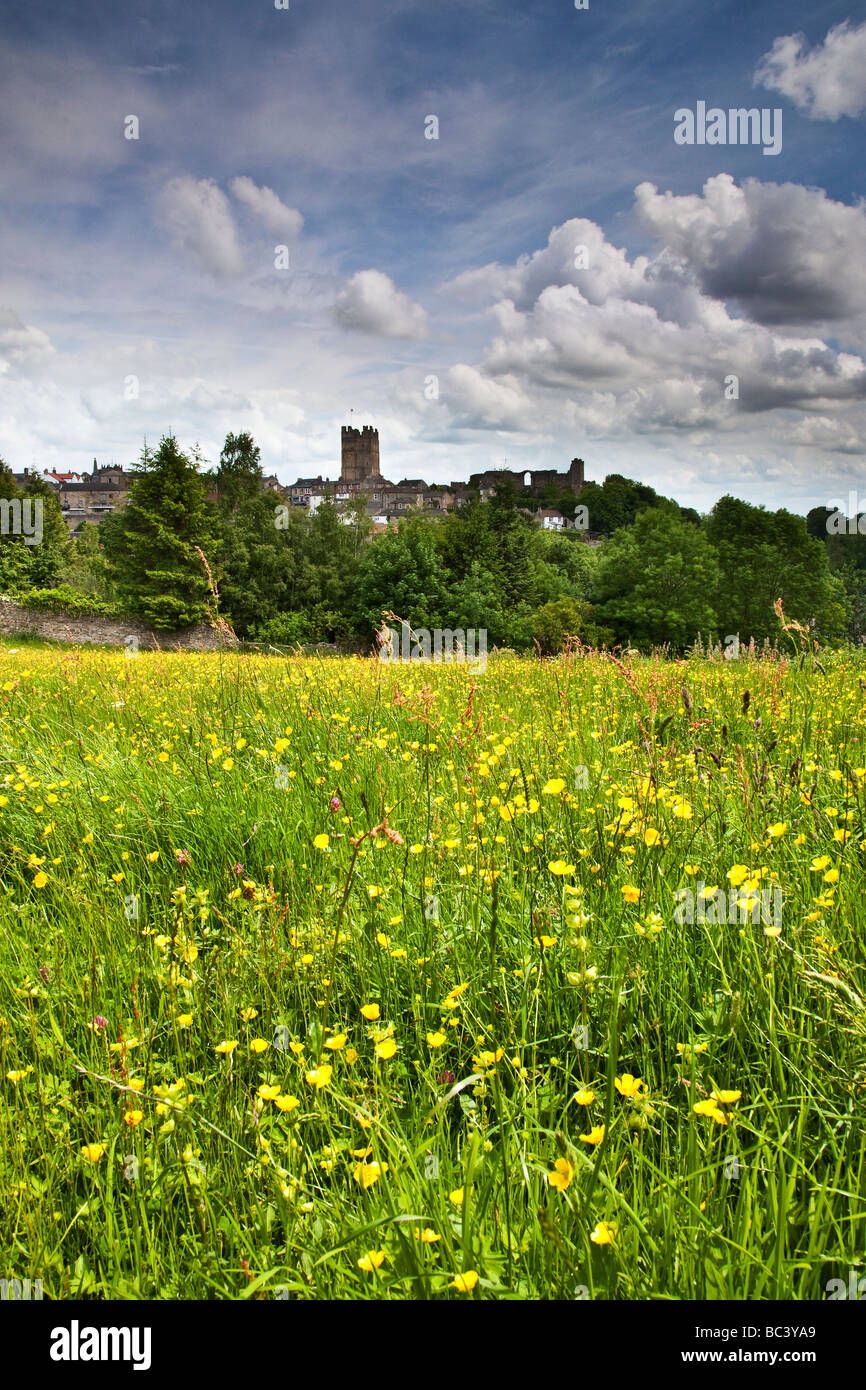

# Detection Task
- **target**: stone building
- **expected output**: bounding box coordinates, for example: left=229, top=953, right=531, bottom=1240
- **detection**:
left=11, top=460, right=133, bottom=532
left=340, top=425, right=381, bottom=483
left=56, top=461, right=133, bottom=530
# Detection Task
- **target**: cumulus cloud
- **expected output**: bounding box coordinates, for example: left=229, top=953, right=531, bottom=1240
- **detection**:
left=0, top=308, right=54, bottom=373
left=333, top=269, right=428, bottom=338
left=429, top=188, right=866, bottom=448
left=229, top=176, right=304, bottom=239
left=443, top=364, right=534, bottom=428
left=157, top=176, right=245, bottom=278
left=782, top=414, right=863, bottom=453
left=634, top=174, right=866, bottom=330
left=755, top=20, right=866, bottom=120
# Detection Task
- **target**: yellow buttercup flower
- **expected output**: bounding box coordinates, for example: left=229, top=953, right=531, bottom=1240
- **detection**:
left=579, top=1125, right=605, bottom=1146
left=357, top=1251, right=386, bottom=1271
left=693, top=1100, right=726, bottom=1125
left=360, top=1003, right=380, bottom=1021
left=451, top=1270, right=479, bottom=1292
left=614, top=1073, right=643, bottom=1098
left=354, top=1161, right=388, bottom=1189
left=548, top=1157, right=574, bottom=1192
left=590, top=1221, right=616, bottom=1245
left=305, top=1065, right=333, bottom=1091
left=542, top=778, right=566, bottom=796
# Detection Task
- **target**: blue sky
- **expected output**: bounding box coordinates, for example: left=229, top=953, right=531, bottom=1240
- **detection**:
left=1, top=0, right=864, bottom=512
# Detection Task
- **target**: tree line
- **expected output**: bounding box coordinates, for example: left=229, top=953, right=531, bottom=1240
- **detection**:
left=1, top=432, right=862, bottom=652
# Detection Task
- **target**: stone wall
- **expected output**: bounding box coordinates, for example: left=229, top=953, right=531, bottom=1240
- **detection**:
left=0, top=597, right=236, bottom=651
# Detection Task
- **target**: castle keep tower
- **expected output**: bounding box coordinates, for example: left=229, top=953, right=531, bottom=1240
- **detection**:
left=341, top=425, right=381, bottom=483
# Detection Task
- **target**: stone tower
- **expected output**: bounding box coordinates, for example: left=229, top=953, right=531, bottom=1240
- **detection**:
left=569, top=457, right=585, bottom=492
left=341, top=425, right=381, bottom=483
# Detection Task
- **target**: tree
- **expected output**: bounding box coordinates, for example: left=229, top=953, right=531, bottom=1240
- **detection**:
left=354, top=515, right=448, bottom=636
left=0, top=460, right=71, bottom=592
left=102, top=436, right=218, bottom=628
left=594, top=505, right=720, bottom=650
left=533, top=597, right=596, bottom=654
left=216, top=487, right=307, bottom=637
left=706, top=497, right=839, bottom=644
left=214, top=431, right=262, bottom=509
left=60, top=522, right=117, bottom=601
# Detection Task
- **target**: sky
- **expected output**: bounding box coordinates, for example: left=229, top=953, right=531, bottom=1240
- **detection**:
left=1, top=0, right=865, bottom=514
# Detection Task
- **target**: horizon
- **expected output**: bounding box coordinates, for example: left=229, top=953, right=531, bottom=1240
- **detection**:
left=9, top=430, right=865, bottom=523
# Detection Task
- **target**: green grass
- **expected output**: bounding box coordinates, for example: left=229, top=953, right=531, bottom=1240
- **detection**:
left=0, top=640, right=864, bottom=1299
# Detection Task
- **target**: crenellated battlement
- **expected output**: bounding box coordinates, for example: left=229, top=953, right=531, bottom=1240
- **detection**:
left=341, top=424, right=381, bottom=482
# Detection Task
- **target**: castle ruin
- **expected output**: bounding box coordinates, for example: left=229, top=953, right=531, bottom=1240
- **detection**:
left=341, top=425, right=381, bottom=483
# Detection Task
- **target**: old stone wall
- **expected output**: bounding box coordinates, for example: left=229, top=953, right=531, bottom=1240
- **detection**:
left=0, top=597, right=235, bottom=651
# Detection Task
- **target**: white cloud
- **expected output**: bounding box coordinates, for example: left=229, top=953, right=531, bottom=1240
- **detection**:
left=634, top=174, right=866, bottom=333
left=781, top=414, right=863, bottom=453
left=333, top=269, right=428, bottom=338
left=157, top=176, right=245, bottom=278
left=443, top=364, right=534, bottom=428
left=0, top=308, right=54, bottom=373
left=755, top=20, right=866, bottom=120
left=229, top=176, right=304, bottom=239
left=423, top=189, right=866, bottom=455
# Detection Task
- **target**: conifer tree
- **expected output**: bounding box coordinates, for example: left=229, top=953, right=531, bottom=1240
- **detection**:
left=102, top=435, right=218, bottom=628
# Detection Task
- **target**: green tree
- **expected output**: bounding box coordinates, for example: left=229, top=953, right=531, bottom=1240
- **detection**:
left=60, top=522, right=116, bottom=600
left=0, top=461, right=71, bottom=592
left=594, top=505, right=719, bottom=650
left=532, top=596, right=596, bottom=654
left=706, top=496, right=839, bottom=644
left=214, top=432, right=262, bottom=509
left=102, top=436, right=218, bottom=628
left=216, top=489, right=306, bottom=636
left=354, top=515, right=448, bottom=636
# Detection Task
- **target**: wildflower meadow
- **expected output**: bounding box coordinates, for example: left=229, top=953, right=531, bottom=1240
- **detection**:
left=1, top=637, right=864, bottom=1302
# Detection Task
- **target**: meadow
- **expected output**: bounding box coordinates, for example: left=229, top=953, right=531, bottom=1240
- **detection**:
left=1, top=637, right=864, bottom=1301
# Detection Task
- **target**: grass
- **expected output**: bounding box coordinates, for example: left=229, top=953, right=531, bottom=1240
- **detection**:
left=0, top=638, right=864, bottom=1300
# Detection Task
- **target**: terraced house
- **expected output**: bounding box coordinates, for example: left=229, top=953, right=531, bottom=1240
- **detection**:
left=13, top=460, right=133, bottom=532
